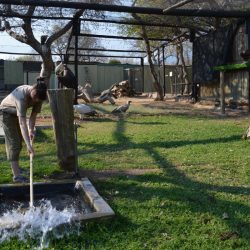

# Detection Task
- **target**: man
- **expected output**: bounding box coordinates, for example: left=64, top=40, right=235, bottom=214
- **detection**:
left=0, top=78, right=47, bottom=183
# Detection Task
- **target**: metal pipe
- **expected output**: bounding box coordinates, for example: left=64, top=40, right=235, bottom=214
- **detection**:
left=79, top=33, right=170, bottom=42
left=0, top=51, right=142, bottom=58
left=76, top=54, right=142, bottom=59
left=140, top=57, right=144, bottom=93
left=0, top=13, right=209, bottom=31
left=74, top=19, right=79, bottom=91
left=1, top=1, right=250, bottom=18
left=157, top=48, right=161, bottom=87
left=162, top=45, right=166, bottom=96
left=68, top=47, right=148, bottom=53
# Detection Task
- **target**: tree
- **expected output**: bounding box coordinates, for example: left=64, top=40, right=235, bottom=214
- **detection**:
left=120, top=0, right=241, bottom=99
left=108, top=59, right=121, bottom=64
left=0, top=0, right=118, bottom=86
left=51, top=24, right=105, bottom=63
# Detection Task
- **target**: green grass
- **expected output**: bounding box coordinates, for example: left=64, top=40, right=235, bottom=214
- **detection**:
left=0, top=106, right=250, bottom=249
left=213, top=61, right=250, bottom=71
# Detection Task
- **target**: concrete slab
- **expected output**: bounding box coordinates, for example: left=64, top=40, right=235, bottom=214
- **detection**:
left=0, top=178, right=115, bottom=226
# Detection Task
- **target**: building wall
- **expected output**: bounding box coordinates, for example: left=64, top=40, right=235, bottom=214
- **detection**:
left=4, top=61, right=23, bottom=88
left=200, top=70, right=249, bottom=102
left=196, top=21, right=250, bottom=103
left=1, top=60, right=192, bottom=95
left=0, top=60, right=4, bottom=90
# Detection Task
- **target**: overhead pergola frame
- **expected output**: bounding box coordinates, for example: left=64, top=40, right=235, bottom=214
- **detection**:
left=0, top=0, right=250, bottom=97
left=1, top=0, right=250, bottom=18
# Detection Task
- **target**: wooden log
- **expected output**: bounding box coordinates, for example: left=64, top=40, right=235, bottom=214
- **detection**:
left=47, top=89, right=76, bottom=171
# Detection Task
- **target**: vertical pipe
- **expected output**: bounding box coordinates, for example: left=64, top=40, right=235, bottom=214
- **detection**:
left=140, top=57, right=144, bottom=92
left=220, top=71, right=225, bottom=114
left=74, top=20, right=79, bottom=86
left=246, top=19, right=250, bottom=112
left=162, top=45, right=166, bottom=96
left=73, top=19, right=80, bottom=104
left=157, top=48, right=160, bottom=86
left=26, top=71, right=29, bottom=85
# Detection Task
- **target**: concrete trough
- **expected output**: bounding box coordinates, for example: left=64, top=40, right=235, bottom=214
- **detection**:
left=0, top=178, right=115, bottom=223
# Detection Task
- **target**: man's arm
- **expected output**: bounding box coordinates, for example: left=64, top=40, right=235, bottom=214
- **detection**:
left=28, top=111, right=38, bottom=141
left=18, top=116, right=34, bottom=156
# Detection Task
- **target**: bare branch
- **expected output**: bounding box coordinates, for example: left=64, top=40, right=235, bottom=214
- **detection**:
left=25, top=5, right=35, bottom=16
left=4, top=20, right=28, bottom=43
left=21, top=17, right=41, bottom=52
left=46, top=9, right=84, bottom=46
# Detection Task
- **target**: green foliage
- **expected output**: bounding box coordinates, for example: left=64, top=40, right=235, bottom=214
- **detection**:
left=0, top=104, right=249, bottom=249
left=213, top=61, right=250, bottom=71
left=108, top=59, right=122, bottom=64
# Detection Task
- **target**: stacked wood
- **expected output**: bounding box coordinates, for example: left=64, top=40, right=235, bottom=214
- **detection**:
left=78, top=83, right=94, bottom=103
left=77, top=80, right=134, bottom=104
left=96, top=89, right=116, bottom=104
left=110, top=80, right=134, bottom=97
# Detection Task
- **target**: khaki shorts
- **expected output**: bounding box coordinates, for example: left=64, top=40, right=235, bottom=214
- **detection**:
left=0, top=111, right=22, bottom=161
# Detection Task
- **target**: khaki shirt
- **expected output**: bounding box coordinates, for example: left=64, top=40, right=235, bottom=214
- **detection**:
left=0, top=85, right=42, bottom=117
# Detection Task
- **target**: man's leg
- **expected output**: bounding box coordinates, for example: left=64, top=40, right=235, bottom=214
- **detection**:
left=10, top=161, right=21, bottom=177
left=2, top=112, right=22, bottom=179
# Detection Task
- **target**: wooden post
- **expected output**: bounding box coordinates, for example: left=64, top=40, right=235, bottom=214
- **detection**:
left=220, top=71, right=225, bottom=114
left=47, top=89, right=76, bottom=171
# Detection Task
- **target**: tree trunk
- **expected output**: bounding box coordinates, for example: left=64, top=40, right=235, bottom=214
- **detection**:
left=176, top=42, right=189, bottom=95
left=132, top=13, right=163, bottom=101
left=40, top=47, right=54, bottom=87
left=178, top=43, right=190, bottom=94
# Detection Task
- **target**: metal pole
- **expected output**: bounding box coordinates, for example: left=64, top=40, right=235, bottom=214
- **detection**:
left=140, top=57, right=144, bottom=93
left=220, top=71, right=225, bottom=115
left=74, top=19, right=79, bottom=101
left=162, top=45, right=166, bottom=96
left=79, top=33, right=170, bottom=42
left=157, top=48, right=161, bottom=88
left=2, top=1, right=250, bottom=18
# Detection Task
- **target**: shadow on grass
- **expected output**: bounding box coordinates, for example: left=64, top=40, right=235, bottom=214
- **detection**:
left=78, top=134, right=240, bottom=155
left=35, top=129, right=54, bottom=143
left=79, top=118, right=250, bottom=243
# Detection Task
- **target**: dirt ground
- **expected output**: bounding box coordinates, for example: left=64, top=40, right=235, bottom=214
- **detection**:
left=113, top=94, right=250, bottom=118
left=37, top=94, right=250, bottom=126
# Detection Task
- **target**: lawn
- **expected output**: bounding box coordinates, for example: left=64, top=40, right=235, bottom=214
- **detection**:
left=0, top=102, right=249, bottom=249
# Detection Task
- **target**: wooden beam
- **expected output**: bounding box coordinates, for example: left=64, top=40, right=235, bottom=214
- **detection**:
left=47, top=89, right=76, bottom=171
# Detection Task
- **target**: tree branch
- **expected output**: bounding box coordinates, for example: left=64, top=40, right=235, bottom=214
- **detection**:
left=21, top=17, right=41, bottom=53
left=4, top=21, right=28, bottom=43
left=46, top=9, right=84, bottom=46
left=25, top=5, right=35, bottom=16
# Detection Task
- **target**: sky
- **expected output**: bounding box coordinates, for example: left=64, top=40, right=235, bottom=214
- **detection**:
left=0, top=33, right=33, bottom=60
left=0, top=13, right=142, bottom=64
left=0, top=8, right=176, bottom=65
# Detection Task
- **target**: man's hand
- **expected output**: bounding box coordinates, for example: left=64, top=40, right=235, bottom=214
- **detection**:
left=27, top=144, right=35, bottom=157
left=29, top=130, right=36, bottom=142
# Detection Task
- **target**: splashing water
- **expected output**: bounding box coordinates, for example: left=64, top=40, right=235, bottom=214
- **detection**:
left=0, top=199, right=80, bottom=249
